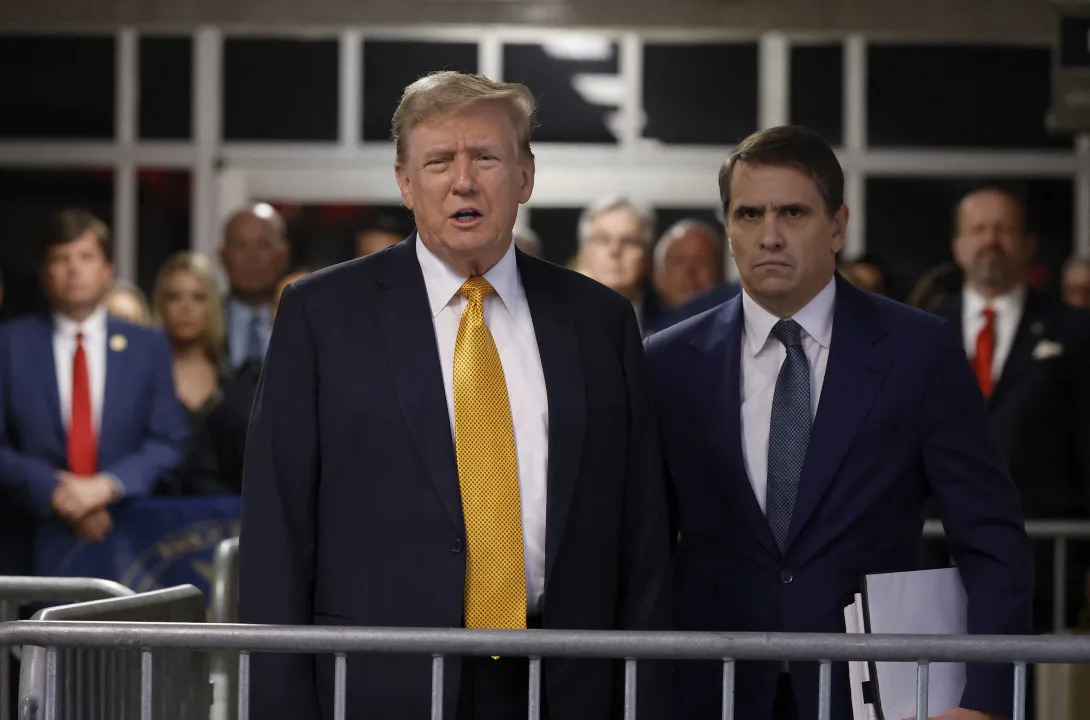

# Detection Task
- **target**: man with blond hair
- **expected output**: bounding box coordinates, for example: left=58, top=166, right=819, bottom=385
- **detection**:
left=239, top=71, right=671, bottom=720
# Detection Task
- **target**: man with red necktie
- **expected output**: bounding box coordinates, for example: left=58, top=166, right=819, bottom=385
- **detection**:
left=0, top=209, right=188, bottom=575
left=933, top=184, right=1090, bottom=632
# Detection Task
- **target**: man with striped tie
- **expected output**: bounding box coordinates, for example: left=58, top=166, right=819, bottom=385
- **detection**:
left=645, top=126, right=1032, bottom=720
left=239, top=71, right=671, bottom=720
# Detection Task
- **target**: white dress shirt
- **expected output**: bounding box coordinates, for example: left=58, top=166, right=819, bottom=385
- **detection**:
left=740, top=279, right=836, bottom=513
left=53, top=305, right=109, bottom=436
left=961, top=285, right=1025, bottom=385
left=416, top=238, right=550, bottom=614
left=227, top=299, right=273, bottom=368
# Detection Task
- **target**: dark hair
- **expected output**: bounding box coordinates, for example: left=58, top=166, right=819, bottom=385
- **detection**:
left=42, top=208, right=112, bottom=263
left=355, top=213, right=413, bottom=239
left=952, top=182, right=1029, bottom=236
left=718, top=125, right=844, bottom=218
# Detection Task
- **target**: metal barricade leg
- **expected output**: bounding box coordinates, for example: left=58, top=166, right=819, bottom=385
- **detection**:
left=1013, top=661, right=1027, bottom=720
left=1, top=599, right=10, bottom=720
left=334, top=654, right=346, bottom=720
left=915, top=662, right=929, bottom=720
left=721, top=660, right=735, bottom=720
left=527, top=657, right=541, bottom=720
left=237, top=652, right=249, bottom=720
left=623, top=659, right=637, bottom=720
left=140, top=650, right=152, bottom=720
left=817, top=661, right=831, bottom=720
left=431, top=655, right=444, bottom=720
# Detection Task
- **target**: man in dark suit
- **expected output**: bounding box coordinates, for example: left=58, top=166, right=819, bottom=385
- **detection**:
left=645, top=126, right=1032, bottom=720
left=933, top=185, right=1090, bottom=630
left=238, top=71, right=671, bottom=720
left=0, top=208, right=188, bottom=574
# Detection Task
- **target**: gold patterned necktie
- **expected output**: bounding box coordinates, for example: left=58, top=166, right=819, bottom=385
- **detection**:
left=454, top=276, right=527, bottom=631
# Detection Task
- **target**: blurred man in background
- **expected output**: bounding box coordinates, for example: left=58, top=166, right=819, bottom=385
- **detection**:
left=353, top=214, right=411, bottom=258
left=220, top=203, right=290, bottom=368
left=1062, top=255, right=1090, bottom=311
left=652, top=219, right=725, bottom=311
left=933, top=185, right=1090, bottom=631
left=575, top=196, right=663, bottom=331
left=0, top=209, right=187, bottom=573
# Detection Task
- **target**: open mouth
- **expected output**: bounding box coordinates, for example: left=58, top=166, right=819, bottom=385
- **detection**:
left=450, top=209, right=483, bottom=226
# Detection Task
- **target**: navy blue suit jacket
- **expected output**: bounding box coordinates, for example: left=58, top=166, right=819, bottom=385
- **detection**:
left=238, top=238, right=672, bottom=720
left=0, top=314, right=189, bottom=574
left=645, top=275, right=1032, bottom=720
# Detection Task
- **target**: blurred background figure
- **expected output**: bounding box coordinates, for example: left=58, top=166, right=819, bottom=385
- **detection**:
left=651, top=219, right=725, bottom=310
left=1062, top=255, right=1090, bottom=310
left=575, top=195, right=662, bottom=331
left=838, top=254, right=886, bottom=295
left=353, top=214, right=410, bottom=258
left=220, top=203, right=290, bottom=368
left=104, top=280, right=151, bottom=325
left=929, top=184, right=1090, bottom=632
left=271, top=269, right=310, bottom=325
left=513, top=225, right=543, bottom=257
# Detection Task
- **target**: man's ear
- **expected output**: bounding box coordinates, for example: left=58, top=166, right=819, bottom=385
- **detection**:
left=394, top=164, right=415, bottom=211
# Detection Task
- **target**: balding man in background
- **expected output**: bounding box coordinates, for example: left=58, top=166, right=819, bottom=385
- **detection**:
left=652, top=219, right=725, bottom=311
left=221, top=204, right=290, bottom=368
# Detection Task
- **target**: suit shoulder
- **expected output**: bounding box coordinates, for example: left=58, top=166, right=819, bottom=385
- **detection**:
left=644, top=302, right=726, bottom=358
left=520, top=254, right=634, bottom=318
left=0, top=314, right=47, bottom=339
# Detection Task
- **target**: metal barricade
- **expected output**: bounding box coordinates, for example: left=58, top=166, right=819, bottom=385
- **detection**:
left=209, top=537, right=239, bottom=720
left=923, top=519, right=1090, bottom=633
left=0, top=577, right=134, bottom=720
left=17, top=585, right=211, bottom=720
left=3, top=622, right=1090, bottom=720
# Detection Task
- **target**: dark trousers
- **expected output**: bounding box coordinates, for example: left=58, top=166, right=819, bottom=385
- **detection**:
left=456, top=616, right=546, bottom=720
left=772, top=672, right=799, bottom=720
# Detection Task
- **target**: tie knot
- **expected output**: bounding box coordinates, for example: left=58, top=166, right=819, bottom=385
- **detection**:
left=770, top=319, right=803, bottom=348
left=460, top=276, right=494, bottom=304
left=75, top=331, right=84, bottom=345
left=982, top=307, right=996, bottom=322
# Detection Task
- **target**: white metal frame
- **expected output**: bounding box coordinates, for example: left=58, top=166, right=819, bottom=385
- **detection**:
left=0, top=25, right=1086, bottom=281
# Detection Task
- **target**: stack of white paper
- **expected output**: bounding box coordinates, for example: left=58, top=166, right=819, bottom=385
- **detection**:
left=843, top=567, right=967, bottom=720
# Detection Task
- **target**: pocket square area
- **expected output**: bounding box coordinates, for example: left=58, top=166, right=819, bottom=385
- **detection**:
left=1032, top=340, right=1064, bottom=359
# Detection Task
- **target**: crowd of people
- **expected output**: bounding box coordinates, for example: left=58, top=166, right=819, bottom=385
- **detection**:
left=0, top=67, right=1089, bottom=719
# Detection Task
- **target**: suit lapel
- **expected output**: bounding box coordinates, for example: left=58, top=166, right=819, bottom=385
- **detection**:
left=375, top=239, right=463, bottom=534
left=517, top=253, right=586, bottom=583
left=783, top=277, right=891, bottom=551
left=33, top=316, right=66, bottom=453
left=692, top=297, right=780, bottom=561
left=988, top=292, right=1044, bottom=411
left=100, top=317, right=129, bottom=462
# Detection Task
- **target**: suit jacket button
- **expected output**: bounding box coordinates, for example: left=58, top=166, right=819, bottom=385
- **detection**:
left=780, top=570, right=793, bottom=584
left=450, top=539, right=464, bottom=553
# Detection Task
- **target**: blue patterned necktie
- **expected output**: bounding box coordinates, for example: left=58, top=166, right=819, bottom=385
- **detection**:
left=766, top=318, right=812, bottom=551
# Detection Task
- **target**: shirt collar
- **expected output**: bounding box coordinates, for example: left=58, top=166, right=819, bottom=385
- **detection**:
left=415, top=233, right=519, bottom=319
left=964, top=284, right=1026, bottom=318
left=741, top=277, right=836, bottom=357
left=53, top=304, right=108, bottom=340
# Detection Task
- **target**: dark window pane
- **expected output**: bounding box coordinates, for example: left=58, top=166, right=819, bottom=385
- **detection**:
left=138, top=170, right=191, bottom=296
left=868, top=45, right=1066, bottom=148
left=267, top=203, right=414, bottom=270
left=139, top=36, right=192, bottom=140
left=528, top=207, right=581, bottom=266
left=223, top=38, right=338, bottom=141
left=865, top=177, right=1073, bottom=302
left=643, top=43, right=758, bottom=145
left=0, top=169, right=114, bottom=320
left=362, top=41, right=478, bottom=142
left=1060, top=16, right=1090, bottom=68
left=0, top=35, right=114, bottom=139
left=790, top=44, right=843, bottom=146
left=504, top=41, right=619, bottom=144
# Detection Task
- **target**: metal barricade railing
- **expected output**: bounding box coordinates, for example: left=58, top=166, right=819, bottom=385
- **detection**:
left=17, top=585, right=211, bottom=720
left=0, top=577, right=134, bottom=720
left=209, top=537, right=239, bottom=720
left=923, top=519, right=1090, bottom=633
left=3, top=623, right=1090, bottom=720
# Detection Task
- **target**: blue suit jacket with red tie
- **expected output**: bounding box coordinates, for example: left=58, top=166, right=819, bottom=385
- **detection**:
left=0, top=313, right=189, bottom=574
